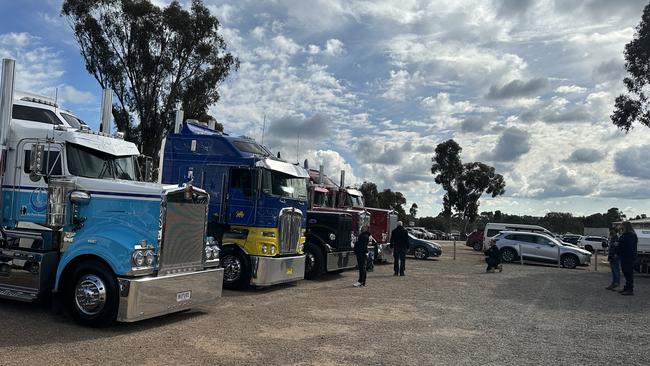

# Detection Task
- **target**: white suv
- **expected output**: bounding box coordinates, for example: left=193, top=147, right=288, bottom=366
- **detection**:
left=493, top=231, right=592, bottom=269
left=577, top=236, right=608, bottom=253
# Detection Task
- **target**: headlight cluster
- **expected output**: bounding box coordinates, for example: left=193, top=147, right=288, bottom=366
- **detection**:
left=329, top=233, right=336, bottom=241
left=298, top=243, right=304, bottom=253
left=132, top=248, right=155, bottom=267
left=261, top=244, right=277, bottom=255
left=205, top=237, right=220, bottom=261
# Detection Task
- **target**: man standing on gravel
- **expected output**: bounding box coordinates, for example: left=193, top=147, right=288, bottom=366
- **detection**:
left=390, top=221, right=409, bottom=276
left=618, top=221, right=638, bottom=296
left=354, top=225, right=371, bottom=287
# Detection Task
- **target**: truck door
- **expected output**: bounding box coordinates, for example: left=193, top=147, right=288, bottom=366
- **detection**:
left=14, top=142, right=63, bottom=225
left=200, top=164, right=228, bottom=224
left=226, top=168, right=255, bottom=226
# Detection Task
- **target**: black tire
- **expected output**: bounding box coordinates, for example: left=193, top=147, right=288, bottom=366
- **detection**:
left=472, top=242, right=483, bottom=252
left=304, top=243, right=325, bottom=280
left=413, top=246, right=428, bottom=260
left=585, top=245, right=594, bottom=254
left=500, top=247, right=517, bottom=263
left=65, top=260, right=118, bottom=327
left=561, top=254, right=579, bottom=269
left=220, top=248, right=251, bottom=290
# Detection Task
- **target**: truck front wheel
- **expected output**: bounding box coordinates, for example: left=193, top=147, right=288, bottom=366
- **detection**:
left=65, top=261, right=119, bottom=327
left=304, top=243, right=325, bottom=280
left=221, top=249, right=251, bottom=289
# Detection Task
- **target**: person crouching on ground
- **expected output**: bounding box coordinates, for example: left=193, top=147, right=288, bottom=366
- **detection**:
left=484, top=239, right=502, bottom=273
left=354, top=225, right=371, bottom=287
left=605, top=227, right=621, bottom=291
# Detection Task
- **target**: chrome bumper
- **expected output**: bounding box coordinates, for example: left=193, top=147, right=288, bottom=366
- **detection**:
left=326, top=250, right=356, bottom=272
left=250, top=255, right=305, bottom=286
left=117, top=268, right=224, bottom=322
left=375, top=243, right=392, bottom=261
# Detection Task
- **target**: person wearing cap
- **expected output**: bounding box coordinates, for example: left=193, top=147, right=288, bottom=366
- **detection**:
left=389, top=221, right=409, bottom=276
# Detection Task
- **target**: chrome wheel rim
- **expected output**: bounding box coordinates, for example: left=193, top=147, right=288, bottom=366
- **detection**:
left=222, top=255, right=242, bottom=283
left=305, top=252, right=315, bottom=273
left=563, top=256, right=576, bottom=268
left=74, top=274, right=107, bottom=316
left=502, top=250, right=514, bottom=262
left=414, top=247, right=427, bottom=259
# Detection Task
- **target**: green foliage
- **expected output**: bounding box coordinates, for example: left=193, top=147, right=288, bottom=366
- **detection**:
left=62, top=0, right=238, bottom=157
left=359, top=181, right=379, bottom=207
left=359, top=182, right=410, bottom=222
left=409, top=203, right=418, bottom=218
left=611, top=2, right=650, bottom=131
left=473, top=207, right=628, bottom=234
left=431, top=139, right=506, bottom=233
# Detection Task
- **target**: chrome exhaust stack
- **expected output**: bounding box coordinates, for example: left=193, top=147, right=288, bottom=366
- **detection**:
left=174, top=104, right=184, bottom=133
left=0, top=58, right=15, bottom=150
left=100, top=88, right=112, bottom=134
left=340, top=170, right=345, bottom=188
left=0, top=58, right=15, bottom=217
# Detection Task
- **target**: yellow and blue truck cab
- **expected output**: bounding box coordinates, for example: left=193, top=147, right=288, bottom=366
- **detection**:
left=159, top=120, right=308, bottom=288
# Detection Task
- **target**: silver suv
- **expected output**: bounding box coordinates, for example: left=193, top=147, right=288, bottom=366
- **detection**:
left=493, top=231, right=592, bottom=269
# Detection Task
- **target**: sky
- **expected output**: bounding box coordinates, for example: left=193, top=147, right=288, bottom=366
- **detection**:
left=1, top=0, right=650, bottom=218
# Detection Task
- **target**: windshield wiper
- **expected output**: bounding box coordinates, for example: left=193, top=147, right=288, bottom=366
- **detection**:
left=98, top=160, right=112, bottom=179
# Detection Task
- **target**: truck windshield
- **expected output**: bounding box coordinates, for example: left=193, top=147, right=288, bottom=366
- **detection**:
left=345, top=193, right=364, bottom=208
left=313, top=191, right=330, bottom=207
left=262, top=169, right=308, bottom=201
left=60, top=113, right=88, bottom=129
left=67, top=144, right=140, bottom=181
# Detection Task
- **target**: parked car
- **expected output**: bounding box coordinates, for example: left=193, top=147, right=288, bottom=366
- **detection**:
left=406, top=227, right=426, bottom=239
left=466, top=230, right=484, bottom=251
left=577, top=236, right=608, bottom=253
left=561, top=234, right=581, bottom=245
left=483, top=222, right=554, bottom=250
left=407, top=234, right=442, bottom=260
left=492, top=231, right=592, bottom=269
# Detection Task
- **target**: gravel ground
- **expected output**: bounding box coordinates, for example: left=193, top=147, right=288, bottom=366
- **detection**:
left=1, top=241, right=648, bottom=366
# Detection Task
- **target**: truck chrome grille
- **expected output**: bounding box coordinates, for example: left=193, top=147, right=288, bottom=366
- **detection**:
left=158, top=188, right=208, bottom=274
left=278, top=208, right=302, bottom=254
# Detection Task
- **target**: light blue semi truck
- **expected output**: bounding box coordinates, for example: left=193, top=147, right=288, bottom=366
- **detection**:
left=0, top=59, right=223, bottom=326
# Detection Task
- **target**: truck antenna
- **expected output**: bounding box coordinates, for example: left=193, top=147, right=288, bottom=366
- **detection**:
left=261, top=113, right=266, bottom=145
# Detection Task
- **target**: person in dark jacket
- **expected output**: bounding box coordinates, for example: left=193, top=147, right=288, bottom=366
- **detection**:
left=618, top=221, right=638, bottom=296
left=389, top=221, right=409, bottom=276
left=605, top=227, right=621, bottom=291
left=484, top=239, right=502, bottom=273
left=354, top=225, right=371, bottom=287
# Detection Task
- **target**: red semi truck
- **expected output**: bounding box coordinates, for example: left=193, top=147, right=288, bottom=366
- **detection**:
left=334, top=172, right=397, bottom=263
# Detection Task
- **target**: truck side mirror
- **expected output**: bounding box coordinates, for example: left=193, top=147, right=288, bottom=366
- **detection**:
left=29, top=144, right=45, bottom=182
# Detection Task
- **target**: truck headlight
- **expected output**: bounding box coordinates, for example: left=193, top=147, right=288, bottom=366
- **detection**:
left=205, top=245, right=214, bottom=260
left=132, top=251, right=145, bottom=267
left=329, top=233, right=336, bottom=241
left=261, top=244, right=268, bottom=254
left=270, top=245, right=276, bottom=255
left=144, top=250, right=155, bottom=266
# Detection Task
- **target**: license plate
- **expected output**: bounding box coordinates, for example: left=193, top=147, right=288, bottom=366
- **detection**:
left=176, top=291, right=191, bottom=302
left=286, top=267, right=293, bottom=275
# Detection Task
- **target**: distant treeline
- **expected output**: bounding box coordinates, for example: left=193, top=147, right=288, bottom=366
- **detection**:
left=416, top=207, right=645, bottom=235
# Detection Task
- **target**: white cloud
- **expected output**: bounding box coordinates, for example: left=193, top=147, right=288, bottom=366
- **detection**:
left=555, top=85, right=587, bottom=94
left=323, top=39, right=345, bottom=56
